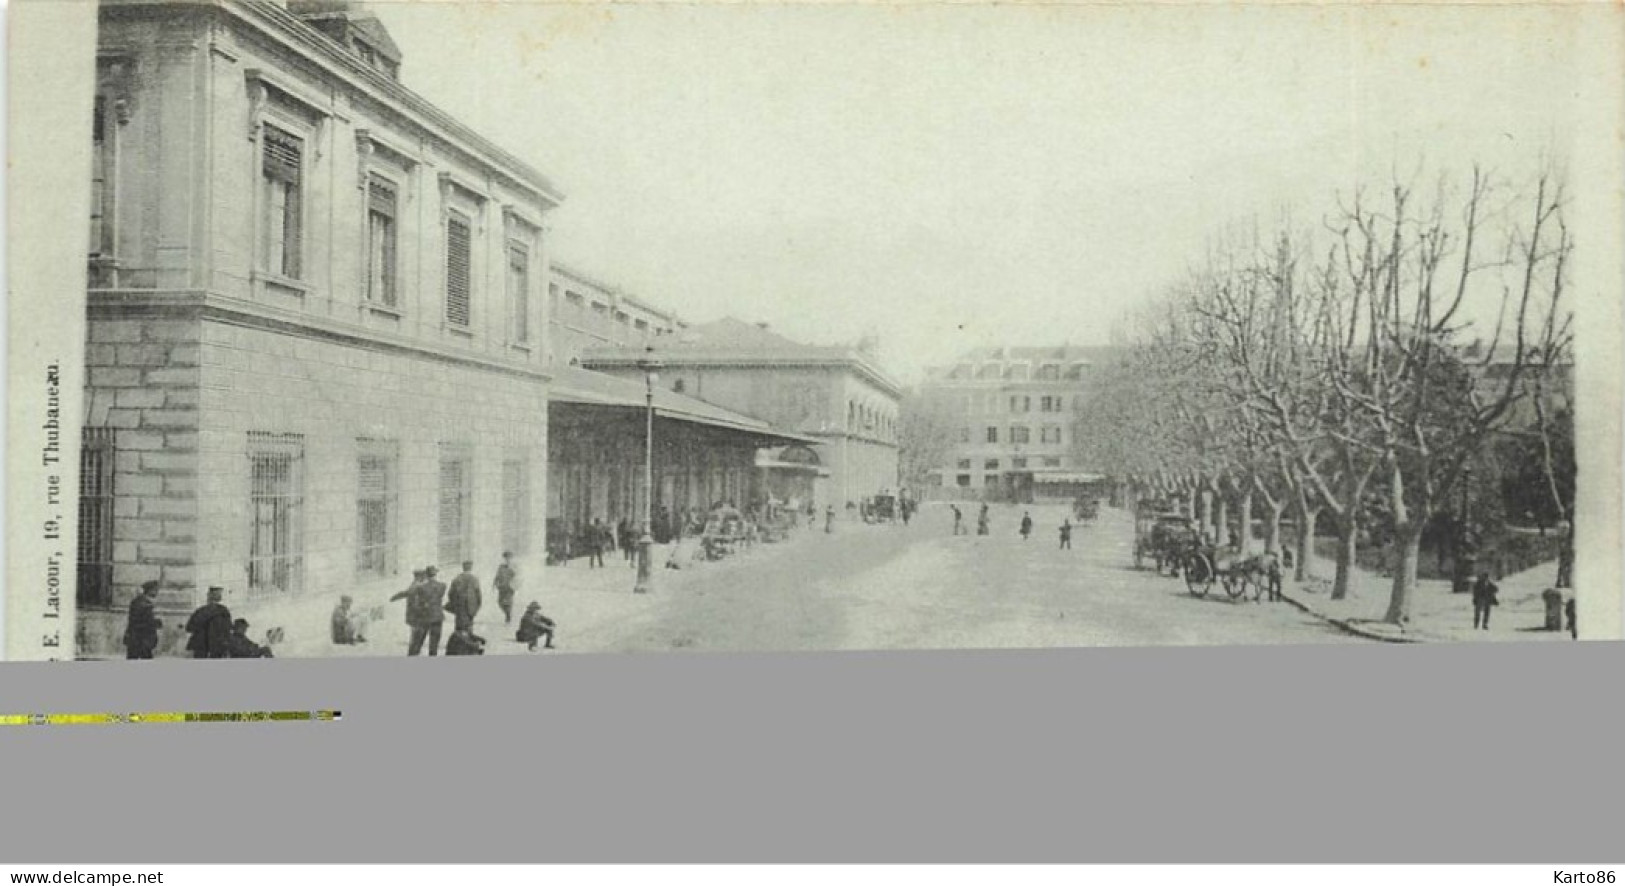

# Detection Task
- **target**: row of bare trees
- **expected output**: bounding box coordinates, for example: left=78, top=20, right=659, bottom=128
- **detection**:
left=1074, top=163, right=1574, bottom=626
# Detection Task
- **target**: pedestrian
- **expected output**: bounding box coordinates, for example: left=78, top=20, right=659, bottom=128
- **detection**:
left=516, top=601, right=557, bottom=651
left=331, top=595, right=368, bottom=645
left=1565, top=596, right=1577, bottom=640
left=1471, top=572, right=1499, bottom=630
left=494, top=551, right=518, bottom=625
left=951, top=505, right=964, bottom=536
left=446, top=560, right=482, bottom=632
left=1264, top=552, right=1284, bottom=602
left=1059, top=519, right=1072, bottom=550
left=390, top=567, right=446, bottom=656
left=588, top=518, right=608, bottom=568
left=227, top=619, right=274, bottom=659
left=825, top=505, right=834, bottom=534
left=445, top=627, right=486, bottom=656
left=1020, top=511, right=1033, bottom=540
left=184, top=586, right=233, bottom=659
left=123, top=579, right=163, bottom=660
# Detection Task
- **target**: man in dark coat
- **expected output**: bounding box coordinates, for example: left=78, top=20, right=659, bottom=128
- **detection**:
left=1471, top=572, right=1499, bottom=630
left=391, top=568, right=446, bottom=656
left=445, top=628, right=485, bottom=656
left=516, top=601, right=556, bottom=651
left=494, top=552, right=518, bottom=625
left=588, top=518, right=608, bottom=568
left=1020, top=512, right=1034, bottom=540
left=1059, top=519, right=1072, bottom=550
left=227, top=619, right=274, bottom=658
left=184, top=586, right=233, bottom=659
left=123, top=580, right=163, bottom=659
left=446, top=561, right=482, bottom=632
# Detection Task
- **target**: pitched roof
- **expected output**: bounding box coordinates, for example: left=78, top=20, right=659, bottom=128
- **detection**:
left=549, top=365, right=820, bottom=445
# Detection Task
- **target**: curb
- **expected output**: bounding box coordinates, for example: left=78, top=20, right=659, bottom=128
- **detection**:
left=1278, top=590, right=1424, bottom=644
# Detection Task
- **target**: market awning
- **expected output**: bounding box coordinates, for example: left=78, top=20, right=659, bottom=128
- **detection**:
left=549, top=366, right=822, bottom=447
left=1033, top=472, right=1108, bottom=484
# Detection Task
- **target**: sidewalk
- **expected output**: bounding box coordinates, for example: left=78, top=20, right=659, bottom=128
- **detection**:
left=1280, top=554, right=1573, bottom=643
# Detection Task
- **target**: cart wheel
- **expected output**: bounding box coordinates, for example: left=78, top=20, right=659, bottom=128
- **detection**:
left=1185, top=554, right=1213, bottom=597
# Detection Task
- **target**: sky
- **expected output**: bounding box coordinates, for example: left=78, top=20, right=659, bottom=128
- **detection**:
left=370, top=2, right=1598, bottom=384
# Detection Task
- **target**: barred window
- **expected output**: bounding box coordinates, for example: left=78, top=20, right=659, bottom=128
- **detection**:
left=507, top=241, right=530, bottom=344
left=984, top=459, right=1000, bottom=470
left=986, top=426, right=998, bottom=444
left=261, top=126, right=304, bottom=279
left=366, top=176, right=398, bottom=306
left=445, top=211, right=472, bottom=327
left=77, top=428, right=116, bottom=607
left=356, top=439, right=398, bottom=578
left=437, top=444, right=473, bottom=567
left=248, top=432, right=305, bottom=596
left=502, top=454, right=530, bottom=556
left=89, top=95, right=114, bottom=258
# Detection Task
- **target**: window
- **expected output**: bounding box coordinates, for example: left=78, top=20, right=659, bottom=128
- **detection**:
left=1038, top=364, right=1060, bottom=381
left=960, top=427, right=971, bottom=443
left=1041, top=396, right=1060, bottom=412
left=956, top=474, right=971, bottom=487
left=1039, top=426, right=1060, bottom=444
left=1010, top=426, right=1030, bottom=444
left=356, top=440, right=398, bottom=578
left=366, top=176, right=398, bottom=306
left=635, top=319, right=648, bottom=332
left=957, top=459, right=972, bottom=470
left=1043, top=457, right=1062, bottom=468
left=673, top=379, right=686, bottom=394
left=507, top=241, right=531, bottom=344
left=444, top=210, right=472, bottom=327
left=1007, top=364, right=1029, bottom=381
left=260, top=125, right=304, bottom=279
left=76, top=428, right=115, bottom=607
left=437, top=444, right=473, bottom=567
left=1013, top=457, right=1028, bottom=469
left=986, top=427, right=998, bottom=444
left=566, top=291, right=585, bottom=313
left=502, top=454, right=530, bottom=556
left=248, top=432, right=305, bottom=596
left=1009, top=395, right=1031, bottom=413
left=984, top=459, right=1000, bottom=470
left=89, top=95, right=114, bottom=258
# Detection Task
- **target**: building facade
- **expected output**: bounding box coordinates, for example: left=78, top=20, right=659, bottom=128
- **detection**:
left=77, top=0, right=562, bottom=657
left=917, top=346, right=1121, bottom=503
left=547, top=262, right=687, bottom=367
left=580, top=318, right=902, bottom=509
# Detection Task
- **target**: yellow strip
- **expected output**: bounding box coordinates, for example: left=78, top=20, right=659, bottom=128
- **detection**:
left=0, top=710, right=341, bottom=725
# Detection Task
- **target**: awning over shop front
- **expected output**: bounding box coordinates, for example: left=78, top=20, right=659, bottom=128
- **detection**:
left=1033, top=472, right=1108, bottom=484
left=549, top=366, right=821, bottom=447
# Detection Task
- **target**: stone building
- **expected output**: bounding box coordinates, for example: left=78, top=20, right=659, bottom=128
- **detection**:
left=76, top=0, right=562, bottom=657
left=917, top=346, right=1121, bottom=503
left=547, top=262, right=687, bottom=367
left=580, top=319, right=902, bottom=510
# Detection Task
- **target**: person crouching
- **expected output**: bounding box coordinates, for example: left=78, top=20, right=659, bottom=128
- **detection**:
left=516, top=602, right=556, bottom=651
left=445, top=627, right=486, bottom=656
left=227, top=619, right=274, bottom=658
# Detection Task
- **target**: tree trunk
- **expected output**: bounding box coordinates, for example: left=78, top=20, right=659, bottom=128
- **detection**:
left=1331, top=515, right=1358, bottom=601
left=1237, top=489, right=1255, bottom=556
left=1295, top=505, right=1319, bottom=582
left=1383, top=522, right=1426, bottom=626
left=1215, top=493, right=1229, bottom=547
left=1200, top=486, right=1215, bottom=540
left=1265, top=498, right=1285, bottom=556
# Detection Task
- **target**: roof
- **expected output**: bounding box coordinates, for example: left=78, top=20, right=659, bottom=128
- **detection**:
left=922, top=345, right=1126, bottom=380
left=549, top=365, right=821, bottom=445
left=581, top=318, right=903, bottom=397
left=550, top=261, right=685, bottom=327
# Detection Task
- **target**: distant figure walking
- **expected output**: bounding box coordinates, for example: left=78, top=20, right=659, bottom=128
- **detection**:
left=825, top=505, right=835, bottom=534
left=977, top=512, right=990, bottom=536
left=1471, top=572, right=1499, bottom=630
left=1565, top=596, right=1577, bottom=640
left=123, top=580, right=163, bottom=660
left=1020, top=512, right=1033, bottom=540
left=588, top=519, right=609, bottom=568
left=951, top=505, right=964, bottom=536
left=618, top=517, right=636, bottom=564
left=1059, top=520, right=1072, bottom=550
left=446, top=561, right=482, bottom=632
left=494, top=551, right=518, bottom=625
left=184, top=586, right=233, bottom=659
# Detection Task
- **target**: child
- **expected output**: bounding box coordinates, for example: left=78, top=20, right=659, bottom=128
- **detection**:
left=516, top=602, right=557, bottom=651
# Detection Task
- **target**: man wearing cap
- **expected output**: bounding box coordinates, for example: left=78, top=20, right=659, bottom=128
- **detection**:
left=446, top=560, right=482, bottom=633
left=391, top=567, right=447, bottom=656
left=123, top=580, right=163, bottom=659
left=227, top=618, right=275, bottom=659
left=494, top=552, right=518, bottom=625
left=184, top=586, right=233, bottom=659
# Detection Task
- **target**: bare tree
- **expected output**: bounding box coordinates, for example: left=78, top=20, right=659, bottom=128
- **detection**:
left=897, top=386, right=964, bottom=497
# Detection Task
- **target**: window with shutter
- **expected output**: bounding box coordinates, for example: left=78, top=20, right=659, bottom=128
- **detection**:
left=445, top=212, right=472, bottom=326
left=367, top=177, right=397, bottom=306
left=260, top=126, right=304, bottom=279
left=507, top=242, right=530, bottom=343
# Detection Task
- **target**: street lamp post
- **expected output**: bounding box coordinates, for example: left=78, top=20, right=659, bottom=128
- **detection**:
left=634, top=348, right=661, bottom=594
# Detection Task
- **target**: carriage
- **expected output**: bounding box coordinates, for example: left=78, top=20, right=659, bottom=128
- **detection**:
left=1073, top=497, right=1100, bottom=523
left=1178, top=542, right=1281, bottom=600
left=1134, top=513, right=1197, bottom=574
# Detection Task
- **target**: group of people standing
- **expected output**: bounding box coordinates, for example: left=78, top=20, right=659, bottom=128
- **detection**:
left=121, top=581, right=274, bottom=660
left=382, top=552, right=554, bottom=656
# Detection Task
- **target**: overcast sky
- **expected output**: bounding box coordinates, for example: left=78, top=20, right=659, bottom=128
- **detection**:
left=373, top=2, right=1593, bottom=383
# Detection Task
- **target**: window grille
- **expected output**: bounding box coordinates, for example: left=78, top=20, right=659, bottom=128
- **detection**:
left=247, top=432, right=305, bottom=597
left=356, top=440, right=398, bottom=578
left=77, top=428, right=116, bottom=607
left=437, top=444, right=473, bottom=567
left=445, top=212, right=472, bottom=327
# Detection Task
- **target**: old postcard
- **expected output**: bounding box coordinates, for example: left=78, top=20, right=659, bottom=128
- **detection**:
left=6, top=0, right=1621, bottom=662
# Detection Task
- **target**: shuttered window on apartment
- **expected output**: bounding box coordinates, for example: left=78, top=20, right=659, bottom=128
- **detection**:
left=437, top=444, right=473, bottom=567
left=502, top=455, right=529, bottom=557
left=356, top=440, right=398, bottom=578
left=367, top=177, right=398, bottom=307
left=507, top=241, right=530, bottom=344
left=445, top=211, right=472, bottom=327
left=77, top=428, right=116, bottom=607
left=247, top=432, right=305, bottom=597
left=261, top=126, right=304, bottom=279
